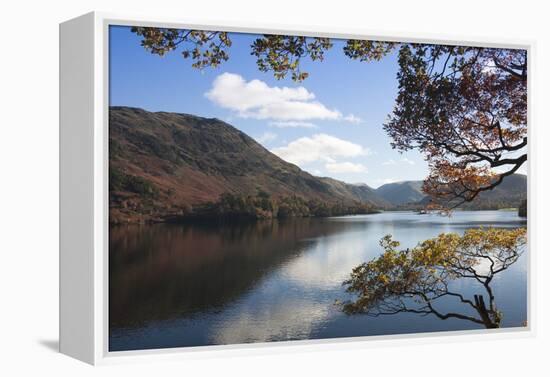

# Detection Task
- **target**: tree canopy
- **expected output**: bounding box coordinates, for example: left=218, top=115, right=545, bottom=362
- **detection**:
left=341, top=228, right=527, bottom=328
left=131, top=27, right=527, bottom=209
left=384, top=45, right=527, bottom=209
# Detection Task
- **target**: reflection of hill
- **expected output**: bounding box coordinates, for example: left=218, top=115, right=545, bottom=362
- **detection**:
left=109, top=219, right=357, bottom=329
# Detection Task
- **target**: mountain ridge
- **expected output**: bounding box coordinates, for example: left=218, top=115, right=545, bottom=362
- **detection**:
left=109, top=106, right=385, bottom=222
left=375, top=180, right=425, bottom=205
left=109, top=106, right=526, bottom=223
left=372, top=174, right=526, bottom=208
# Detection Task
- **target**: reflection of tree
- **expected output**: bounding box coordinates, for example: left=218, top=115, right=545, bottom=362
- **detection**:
left=342, top=228, right=526, bottom=329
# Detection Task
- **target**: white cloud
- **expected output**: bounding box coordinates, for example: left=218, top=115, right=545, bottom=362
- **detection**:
left=325, top=162, right=367, bottom=174
left=271, top=134, right=369, bottom=165
left=269, top=121, right=317, bottom=129
left=255, top=131, right=277, bottom=144
left=343, top=114, right=362, bottom=124
left=382, top=158, right=415, bottom=166
left=205, top=73, right=358, bottom=123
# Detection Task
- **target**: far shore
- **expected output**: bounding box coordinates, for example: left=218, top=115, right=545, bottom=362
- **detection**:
left=108, top=207, right=529, bottom=226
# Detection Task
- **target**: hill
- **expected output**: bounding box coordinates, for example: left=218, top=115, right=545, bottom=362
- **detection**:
left=384, top=174, right=527, bottom=209
left=109, top=107, right=385, bottom=223
left=458, top=173, right=527, bottom=210
left=375, top=181, right=425, bottom=205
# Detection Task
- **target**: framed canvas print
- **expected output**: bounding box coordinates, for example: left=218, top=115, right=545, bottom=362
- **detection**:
left=59, top=12, right=532, bottom=365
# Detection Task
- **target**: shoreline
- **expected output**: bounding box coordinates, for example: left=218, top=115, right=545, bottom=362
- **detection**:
left=108, top=208, right=528, bottom=226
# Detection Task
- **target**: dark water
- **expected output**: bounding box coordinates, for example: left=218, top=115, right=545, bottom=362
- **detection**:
left=109, top=211, right=527, bottom=351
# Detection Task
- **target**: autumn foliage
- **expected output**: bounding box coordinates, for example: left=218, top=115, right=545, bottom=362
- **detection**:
left=128, top=27, right=529, bottom=328
left=342, top=228, right=527, bottom=328
left=131, top=28, right=527, bottom=209
left=383, top=45, right=527, bottom=209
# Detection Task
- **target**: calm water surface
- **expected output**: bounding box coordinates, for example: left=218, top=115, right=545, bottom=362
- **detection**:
left=109, top=211, right=527, bottom=351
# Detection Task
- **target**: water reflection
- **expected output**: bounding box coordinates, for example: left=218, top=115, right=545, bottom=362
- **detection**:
left=109, top=211, right=527, bottom=351
left=109, top=219, right=354, bottom=327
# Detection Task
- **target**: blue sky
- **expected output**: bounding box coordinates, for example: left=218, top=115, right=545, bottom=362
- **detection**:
left=109, top=25, right=429, bottom=188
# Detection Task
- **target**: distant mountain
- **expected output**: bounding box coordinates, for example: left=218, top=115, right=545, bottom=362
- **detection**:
left=109, top=107, right=385, bottom=222
left=375, top=181, right=425, bottom=205
left=377, top=174, right=527, bottom=209
left=319, top=178, right=389, bottom=207
left=460, top=173, right=527, bottom=210
left=109, top=107, right=527, bottom=222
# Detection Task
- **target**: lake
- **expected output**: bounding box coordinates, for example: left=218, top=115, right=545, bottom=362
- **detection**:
left=109, top=210, right=527, bottom=351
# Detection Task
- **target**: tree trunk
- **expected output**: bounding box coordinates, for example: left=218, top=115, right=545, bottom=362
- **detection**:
left=474, top=294, right=499, bottom=329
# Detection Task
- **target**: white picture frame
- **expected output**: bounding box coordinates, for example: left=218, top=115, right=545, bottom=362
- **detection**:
left=59, top=11, right=535, bottom=365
